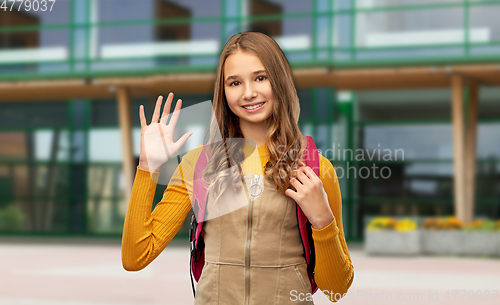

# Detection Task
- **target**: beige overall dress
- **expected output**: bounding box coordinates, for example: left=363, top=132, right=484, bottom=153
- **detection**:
left=194, top=171, right=315, bottom=305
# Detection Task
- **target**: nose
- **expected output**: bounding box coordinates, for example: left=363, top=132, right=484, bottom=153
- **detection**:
left=243, top=82, right=257, bottom=100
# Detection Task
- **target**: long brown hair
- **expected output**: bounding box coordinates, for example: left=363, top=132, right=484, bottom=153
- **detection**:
left=203, top=31, right=306, bottom=197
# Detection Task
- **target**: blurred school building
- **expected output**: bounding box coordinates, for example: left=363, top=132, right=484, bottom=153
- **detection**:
left=0, top=0, right=499, bottom=242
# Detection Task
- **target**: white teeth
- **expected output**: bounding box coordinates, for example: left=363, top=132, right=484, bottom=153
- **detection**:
left=243, top=102, right=264, bottom=110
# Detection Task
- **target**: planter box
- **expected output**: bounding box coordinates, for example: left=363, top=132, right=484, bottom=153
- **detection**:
left=365, top=229, right=420, bottom=256
left=461, top=231, right=499, bottom=257
left=421, top=230, right=463, bottom=255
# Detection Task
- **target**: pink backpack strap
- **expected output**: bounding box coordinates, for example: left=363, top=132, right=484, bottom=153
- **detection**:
left=297, top=135, right=320, bottom=262
left=298, top=135, right=320, bottom=293
left=190, top=144, right=210, bottom=286
left=193, top=145, right=209, bottom=248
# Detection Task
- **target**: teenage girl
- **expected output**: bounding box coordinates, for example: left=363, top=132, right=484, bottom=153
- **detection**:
left=122, top=31, right=354, bottom=304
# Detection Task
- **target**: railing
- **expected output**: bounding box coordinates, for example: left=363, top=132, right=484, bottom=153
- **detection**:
left=1, top=0, right=500, bottom=80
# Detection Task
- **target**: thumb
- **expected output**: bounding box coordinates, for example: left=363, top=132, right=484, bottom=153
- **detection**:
left=176, top=132, right=193, bottom=146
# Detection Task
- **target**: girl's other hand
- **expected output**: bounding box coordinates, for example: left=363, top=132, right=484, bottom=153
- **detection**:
left=138, top=93, right=193, bottom=172
left=285, top=166, right=334, bottom=230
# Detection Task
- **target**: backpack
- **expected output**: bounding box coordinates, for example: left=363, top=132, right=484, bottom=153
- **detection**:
left=188, top=135, right=320, bottom=298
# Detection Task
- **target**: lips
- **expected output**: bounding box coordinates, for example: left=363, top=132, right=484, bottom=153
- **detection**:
left=242, top=101, right=266, bottom=108
left=241, top=101, right=266, bottom=112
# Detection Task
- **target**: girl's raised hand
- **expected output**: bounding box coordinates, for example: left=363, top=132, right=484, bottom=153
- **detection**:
left=138, top=93, right=193, bottom=172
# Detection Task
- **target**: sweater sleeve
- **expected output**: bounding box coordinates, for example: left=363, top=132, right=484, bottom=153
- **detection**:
left=121, top=145, right=203, bottom=271
left=311, top=153, right=354, bottom=300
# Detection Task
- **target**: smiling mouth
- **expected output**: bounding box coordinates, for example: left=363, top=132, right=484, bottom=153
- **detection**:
left=242, top=102, right=265, bottom=110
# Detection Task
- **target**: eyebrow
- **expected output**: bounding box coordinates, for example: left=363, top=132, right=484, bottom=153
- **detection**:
left=225, top=69, right=267, bottom=82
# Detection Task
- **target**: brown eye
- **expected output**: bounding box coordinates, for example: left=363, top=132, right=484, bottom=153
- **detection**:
left=256, top=76, right=266, bottom=81
left=230, top=81, right=240, bottom=86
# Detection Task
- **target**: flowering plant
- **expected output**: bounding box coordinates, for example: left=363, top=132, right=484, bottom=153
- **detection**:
left=367, top=217, right=397, bottom=231
left=421, top=216, right=465, bottom=230
left=464, top=219, right=499, bottom=232
left=367, top=217, right=417, bottom=232
left=395, top=218, right=418, bottom=232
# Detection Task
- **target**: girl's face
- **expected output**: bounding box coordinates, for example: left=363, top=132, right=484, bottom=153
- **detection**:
left=223, top=50, right=275, bottom=128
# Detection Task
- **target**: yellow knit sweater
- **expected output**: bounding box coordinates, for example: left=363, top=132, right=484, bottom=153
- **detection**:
left=122, top=143, right=354, bottom=298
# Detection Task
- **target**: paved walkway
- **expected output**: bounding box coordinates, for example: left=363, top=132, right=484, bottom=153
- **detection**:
left=0, top=238, right=499, bottom=305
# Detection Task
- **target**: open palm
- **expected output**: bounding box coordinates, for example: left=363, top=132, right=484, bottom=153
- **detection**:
left=138, top=93, right=193, bottom=172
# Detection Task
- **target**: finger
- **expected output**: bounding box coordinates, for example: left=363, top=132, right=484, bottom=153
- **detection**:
left=284, top=188, right=297, bottom=200
left=303, top=166, right=320, bottom=181
left=139, top=105, right=147, bottom=129
left=290, top=177, right=301, bottom=186
left=174, top=132, right=193, bottom=147
left=299, top=166, right=314, bottom=180
left=151, top=95, right=163, bottom=124
left=295, top=169, right=311, bottom=185
left=167, top=99, right=182, bottom=129
left=160, top=92, right=174, bottom=125
left=289, top=177, right=303, bottom=192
